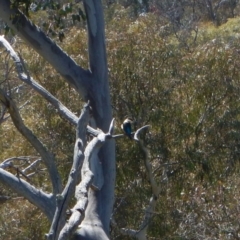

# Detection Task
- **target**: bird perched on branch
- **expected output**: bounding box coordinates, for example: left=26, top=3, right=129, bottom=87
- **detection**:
left=121, top=117, right=134, bottom=139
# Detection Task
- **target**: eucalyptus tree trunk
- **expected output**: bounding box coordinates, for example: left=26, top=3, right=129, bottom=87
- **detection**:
left=0, top=0, right=115, bottom=239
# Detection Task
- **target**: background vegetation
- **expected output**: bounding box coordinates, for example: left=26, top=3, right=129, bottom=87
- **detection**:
left=1, top=0, right=240, bottom=239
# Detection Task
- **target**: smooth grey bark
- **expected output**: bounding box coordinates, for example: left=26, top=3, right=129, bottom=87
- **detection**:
left=0, top=0, right=115, bottom=239
left=47, top=103, right=90, bottom=240
left=82, top=2, right=115, bottom=236
left=0, top=168, right=55, bottom=220
left=0, top=0, right=91, bottom=96
left=0, top=87, right=57, bottom=220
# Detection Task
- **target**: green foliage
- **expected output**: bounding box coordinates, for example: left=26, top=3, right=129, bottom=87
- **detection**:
left=9, top=0, right=87, bottom=42
left=106, top=9, right=240, bottom=239
left=10, top=0, right=32, bottom=16
left=0, top=200, right=49, bottom=240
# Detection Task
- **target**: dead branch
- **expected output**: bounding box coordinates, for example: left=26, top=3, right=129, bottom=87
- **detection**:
left=0, top=88, right=62, bottom=194
left=47, top=103, right=90, bottom=240
left=0, top=168, right=55, bottom=220
left=58, top=120, right=113, bottom=240
left=0, top=35, right=99, bottom=139
left=112, top=124, right=160, bottom=240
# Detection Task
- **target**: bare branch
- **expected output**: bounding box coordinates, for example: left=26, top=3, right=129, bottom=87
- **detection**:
left=111, top=218, right=149, bottom=240
left=111, top=133, right=125, bottom=139
left=0, top=35, right=98, bottom=139
left=0, top=104, right=8, bottom=124
left=134, top=125, right=151, bottom=141
left=57, top=138, right=96, bottom=240
left=137, top=131, right=160, bottom=238
left=47, top=103, right=90, bottom=240
left=0, top=156, right=40, bottom=169
left=0, top=88, right=62, bottom=194
left=0, top=35, right=79, bottom=126
left=22, top=159, right=42, bottom=174
left=0, top=0, right=91, bottom=97
left=58, top=125, right=111, bottom=239
left=111, top=219, right=139, bottom=237
left=108, top=118, right=115, bottom=136
left=76, top=102, right=91, bottom=146
left=0, top=158, right=15, bottom=169
left=0, top=115, right=9, bottom=125
left=0, top=99, right=29, bottom=125
left=0, top=168, right=55, bottom=220
left=107, top=121, right=148, bottom=140
left=113, top=125, right=160, bottom=239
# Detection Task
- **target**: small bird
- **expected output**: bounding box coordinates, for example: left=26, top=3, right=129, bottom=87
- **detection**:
left=121, top=117, right=133, bottom=139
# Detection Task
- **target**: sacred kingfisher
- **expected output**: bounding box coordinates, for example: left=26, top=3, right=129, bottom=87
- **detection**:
left=121, top=117, right=134, bottom=139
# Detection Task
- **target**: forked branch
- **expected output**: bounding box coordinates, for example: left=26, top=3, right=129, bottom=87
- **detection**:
left=58, top=118, right=114, bottom=240
left=0, top=88, right=62, bottom=194
left=47, top=103, right=91, bottom=240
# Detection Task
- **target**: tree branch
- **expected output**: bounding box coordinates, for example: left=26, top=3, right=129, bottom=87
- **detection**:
left=0, top=0, right=91, bottom=98
left=0, top=35, right=99, bottom=141
left=113, top=125, right=160, bottom=240
left=0, top=36, right=99, bottom=142
left=136, top=128, right=160, bottom=239
left=0, top=156, right=26, bottom=169
left=0, top=35, right=79, bottom=126
left=0, top=88, right=62, bottom=194
left=111, top=218, right=139, bottom=237
left=83, top=0, right=109, bottom=118
left=22, top=158, right=42, bottom=174
left=0, top=168, right=55, bottom=220
left=58, top=123, right=112, bottom=240
left=0, top=104, right=8, bottom=124
left=47, top=103, right=90, bottom=240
